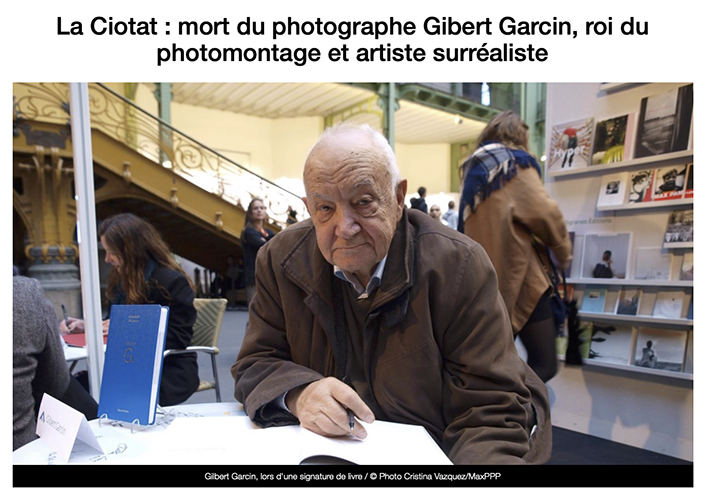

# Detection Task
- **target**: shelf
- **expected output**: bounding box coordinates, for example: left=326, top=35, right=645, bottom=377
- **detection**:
left=581, top=358, right=693, bottom=381
left=548, top=150, right=693, bottom=179
left=578, top=311, right=693, bottom=328
left=664, top=242, right=693, bottom=249
left=597, top=198, right=693, bottom=212
left=597, top=83, right=648, bottom=95
left=567, top=278, right=693, bottom=288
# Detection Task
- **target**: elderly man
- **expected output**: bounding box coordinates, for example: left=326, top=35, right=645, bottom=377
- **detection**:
left=232, top=124, right=552, bottom=464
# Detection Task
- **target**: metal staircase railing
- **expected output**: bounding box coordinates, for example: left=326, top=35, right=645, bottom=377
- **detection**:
left=13, top=82, right=308, bottom=228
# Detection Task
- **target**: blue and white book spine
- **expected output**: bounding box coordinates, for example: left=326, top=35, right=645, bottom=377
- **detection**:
left=98, top=304, right=169, bottom=425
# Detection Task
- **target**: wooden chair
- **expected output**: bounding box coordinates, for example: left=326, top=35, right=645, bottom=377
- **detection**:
left=164, top=298, right=227, bottom=402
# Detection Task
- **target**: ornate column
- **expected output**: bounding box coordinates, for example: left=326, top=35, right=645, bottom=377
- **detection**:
left=18, top=145, right=82, bottom=319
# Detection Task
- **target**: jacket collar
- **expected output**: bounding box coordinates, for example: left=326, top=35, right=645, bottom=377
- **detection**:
left=281, top=207, right=416, bottom=315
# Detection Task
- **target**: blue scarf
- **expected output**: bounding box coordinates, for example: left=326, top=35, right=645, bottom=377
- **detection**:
left=458, top=141, right=542, bottom=232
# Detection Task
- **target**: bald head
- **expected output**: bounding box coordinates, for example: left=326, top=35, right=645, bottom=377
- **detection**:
left=301, top=124, right=407, bottom=287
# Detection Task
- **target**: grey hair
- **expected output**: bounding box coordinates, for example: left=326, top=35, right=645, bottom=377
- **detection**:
left=305, top=123, right=402, bottom=194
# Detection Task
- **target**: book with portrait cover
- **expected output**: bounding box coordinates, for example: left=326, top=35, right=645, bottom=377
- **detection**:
left=651, top=164, right=688, bottom=201
left=635, top=84, right=693, bottom=158
left=591, top=113, right=636, bottom=165
left=548, top=117, right=595, bottom=173
left=634, top=327, right=687, bottom=372
left=597, top=172, right=628, bottom=208
left=627, top=169, right=655, bottom=204
left=98, top=304, right=170, bottom=426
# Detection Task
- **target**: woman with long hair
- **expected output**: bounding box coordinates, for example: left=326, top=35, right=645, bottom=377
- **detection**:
left=241, top=198, right=275, bottom=307
left=61, top=213, right=199, bottom=406
left=459, top=111, right=572, bottom=383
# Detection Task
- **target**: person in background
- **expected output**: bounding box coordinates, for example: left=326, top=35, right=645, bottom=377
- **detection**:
left=442, top=201, right=459, bottom=229
left=459, top=111, right=572, bottom=383
left=428, top=204, right=448, bottom=225
left=593, top=251, right=614, bottom=278
left=13, top=275, right=98, bottom=450
left=233, top=123, right=552, bottom=464
left=60, top=213, right=199, bottom=406
left=241, top=198, right=275, bottom=307
left=409, top=186, right=428, bottom=213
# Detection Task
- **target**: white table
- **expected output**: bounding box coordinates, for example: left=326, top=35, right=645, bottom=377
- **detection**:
left=13, top=402, right=244, bottom=464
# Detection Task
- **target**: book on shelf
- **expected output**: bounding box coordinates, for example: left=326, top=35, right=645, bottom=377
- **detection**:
left=548, top=117, right=595, bottom=173
left=569, top=233, right=584, bottom=279
left=663, top=209, right=693, bottom=247
left=597, top=172, right=629, bottom=208
left=684, top=331, right=693, bottom=374
left=581, top=288, right=607, bottom=313
left=634, top=247, right=671, bottom=280
left=615, top=288, right=642, bottom=316
left=588, top=323, right=634, bottom=366
left=591, top=113, right=636, bottom=165
left=680, top=251, right=693, bottom=281
left=627, top=169, right=654, bottom=204
left=98, top=304, right=170, bottom=426
left=683, top=164, right=693, bottom=199
left=651, top=164, right=688, bottom=201
left=633, top=327, right=687, bottom=373
left=652, top=291, right=685, bottom=319
left=634, top=84, right=693, bottom=158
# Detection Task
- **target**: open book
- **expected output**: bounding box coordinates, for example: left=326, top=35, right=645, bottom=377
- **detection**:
left=141, top=416, right=452, bottom=465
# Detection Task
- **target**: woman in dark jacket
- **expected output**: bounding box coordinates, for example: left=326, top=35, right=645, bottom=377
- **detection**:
left=241, top=198, right=275, bottom=307
left=62, top=213, right=199, bottom=406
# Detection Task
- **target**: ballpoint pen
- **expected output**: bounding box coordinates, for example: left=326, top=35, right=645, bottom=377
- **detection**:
left=61, top=304, right=72, bottom=333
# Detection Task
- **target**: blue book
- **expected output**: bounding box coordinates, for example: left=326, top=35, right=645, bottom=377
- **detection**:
left=98, top=304, right=170, bottom=425
left=581, top=288, right=607, bottom=313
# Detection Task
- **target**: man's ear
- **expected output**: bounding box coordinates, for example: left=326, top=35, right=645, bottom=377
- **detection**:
left=396, top=179, right=408, bottom=214
left=302, top=196, right=310, bottom=215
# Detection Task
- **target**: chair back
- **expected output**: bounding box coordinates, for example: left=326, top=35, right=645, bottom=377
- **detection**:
left=191, top=298, right=227, bottom=347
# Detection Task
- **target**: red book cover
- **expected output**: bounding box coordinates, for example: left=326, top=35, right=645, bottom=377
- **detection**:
left=62, top=333, right=108, bottom=347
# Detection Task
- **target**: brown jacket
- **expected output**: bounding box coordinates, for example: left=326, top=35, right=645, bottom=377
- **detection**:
left=464, top=166, right=572, bottom=334
left=233, top=208, right=552, bottom=464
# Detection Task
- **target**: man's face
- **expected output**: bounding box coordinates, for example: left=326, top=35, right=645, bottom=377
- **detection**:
left=303, top=130, right=407, bottom=285
left=430, top=206, right=441, bottom=220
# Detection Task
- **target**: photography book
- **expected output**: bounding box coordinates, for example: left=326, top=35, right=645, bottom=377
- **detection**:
left=680, top=251, right=693, bottom=281
left=634, top=327, right=687, bottom=373
left=651, top=164, right=688, bottom=201
left=588, top=323, right=634, bottom=366
left=627, top=169, right=654, bottom=204
left=664, top=210, right=693, bottom=247
left=581, top=288, right=607, bottom=313
left=548, top=117, right=595, bottom=172
left=652, top=291, right=685, bottom=319
left=615, top=288, right=642, bottom=316
left=635, top=84, right=693, bottom=158
left=597, top=172, right=629, bottom=208
left=98, top=304, right=170, bottom=426
left=683, top=164, right=693, bottom=199
left=634, top=247, right=671, bottom=280
left=591, top=113, right=636, bottom=165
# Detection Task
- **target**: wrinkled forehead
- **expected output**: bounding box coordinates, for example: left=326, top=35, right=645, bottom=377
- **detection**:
left=304, top=131, right=393, bottom=192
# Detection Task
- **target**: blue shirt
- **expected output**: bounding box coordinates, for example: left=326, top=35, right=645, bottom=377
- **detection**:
left=334, top=255, right=388, bottom=300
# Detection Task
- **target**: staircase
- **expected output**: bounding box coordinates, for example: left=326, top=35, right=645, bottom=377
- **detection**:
left=13, top=83, right=307, bottom=273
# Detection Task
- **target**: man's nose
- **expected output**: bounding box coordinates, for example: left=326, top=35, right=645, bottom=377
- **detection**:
left=334, top=208, right=361, bottom=239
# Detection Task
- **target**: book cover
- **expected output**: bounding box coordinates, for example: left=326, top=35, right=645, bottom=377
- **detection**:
left=634, top=247, right=671, bottom=280
left=597, top=172, right=629, bottom=208
left=652, top=291, right=685, bottom=318
left=680, top=251, right=693, bottom=281
left=651, top=164, right=688, bottom=201
left=664, top=210, right=693, bottom=247
left=683, top=164, right=693, bottom=199
left=684, top=331, right=693, bottom=373
left=615, top=288, right=642, bottom=316
left=62, top=333, right=108, bottom=347
left=582, top=233, right=632, bottom=279
left=581, top=288, right=607, bottom=313
left=634, top=327, right=687, bottom=372
left=635, top=84, right=693, bottom=158
left=588, top=324, right=634, bottom=366
left=591, top=113, right=636, bottom=165
left=627, top=169, right=654, bottom=203
left=548, top=117, right=595, bottom=172
left=98, top=304, right=170, bottom=426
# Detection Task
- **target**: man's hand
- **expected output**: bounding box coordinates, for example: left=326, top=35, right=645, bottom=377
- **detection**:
left=286, top=377, right=375, bottom=439
left=59, top=317, right=84, bottom=334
